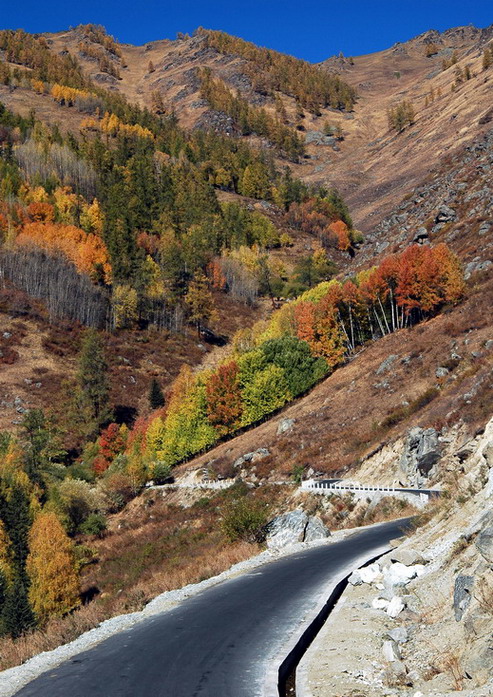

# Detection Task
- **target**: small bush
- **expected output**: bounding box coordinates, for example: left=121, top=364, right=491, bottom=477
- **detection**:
left=80, top=513, right=107, bottom=537
left=221, top=499, right=268, bottom=543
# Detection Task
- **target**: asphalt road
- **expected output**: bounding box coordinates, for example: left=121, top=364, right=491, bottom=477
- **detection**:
left=14, top=518, right=410, bottom=697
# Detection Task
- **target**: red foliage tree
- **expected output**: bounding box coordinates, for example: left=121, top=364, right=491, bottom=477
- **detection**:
left=93, top=423, right=128, bottom=475
left=205, top=361, right=243, bottom=433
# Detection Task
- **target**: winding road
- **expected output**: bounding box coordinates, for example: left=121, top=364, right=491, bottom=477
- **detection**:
left=14, top=518, right=410, bottom=697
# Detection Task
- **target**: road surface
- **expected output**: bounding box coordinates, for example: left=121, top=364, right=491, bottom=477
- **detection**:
left=14, top=518, right=410, bottom=697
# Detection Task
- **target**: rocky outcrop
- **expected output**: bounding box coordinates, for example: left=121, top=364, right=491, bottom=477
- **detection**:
left=476, top=524, right=493, bottom=564
left=233, top=448, right=270, bottom=468
left=277, top=418, right=295, bottom=435
left=454, top=574, right=474, bottom=620
left=265, top=510, right=330, bottom=549
left=400, top=427, right=441, bottom=485
left=435, top=204, right=456, bottom=223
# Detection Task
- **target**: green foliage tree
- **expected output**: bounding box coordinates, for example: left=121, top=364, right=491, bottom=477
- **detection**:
left=239, top=162, right=271, bottom=199
left=240, top=362, right=290, bottom=426
left=3, top=486, right=32, bottom=574
left=21, top=409, right=63, bottom=490
left=260, top=336, right=328, bottom=397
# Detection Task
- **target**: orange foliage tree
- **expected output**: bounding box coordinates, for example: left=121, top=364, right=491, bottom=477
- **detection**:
left=16, top=221, right=112, bottom=282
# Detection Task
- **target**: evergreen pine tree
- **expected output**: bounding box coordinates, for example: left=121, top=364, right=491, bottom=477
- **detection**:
left=0, top=567, right=7, bottom=634
left=148, top=378, right=165, bottom=410
left=2, top=573, right=35, bottom=638
left=4, top=486, right=31, bottom=573
left=76, top=329, right=111, bottom=435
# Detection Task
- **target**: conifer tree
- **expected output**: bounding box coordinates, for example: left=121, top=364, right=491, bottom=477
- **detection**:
left=21, top=408, right=58, bottom=491
left=0, top=567, right=7, bottom=634
left=149, top=378, right=165, bottom=410
left=2, top=573, right=35, bottom=638
left=26, top=512, right=80, bottom=625
left=76, top=329, right=111, bottom=435
left=4, top=486, right=31, bottom=574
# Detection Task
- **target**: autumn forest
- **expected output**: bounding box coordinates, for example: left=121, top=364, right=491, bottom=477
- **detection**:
left=0, top=23, right=471, bottom=651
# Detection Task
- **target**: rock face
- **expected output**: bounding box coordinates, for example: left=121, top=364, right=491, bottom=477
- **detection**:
left=476, top=525, right=493, bottom=564
left=454, top=574, right=474, bottom=621
left=265, top=510, right=330, bottom=549
left=463, top=640, right=493, bottom=686
left=400, top=427, right=441, bottom=485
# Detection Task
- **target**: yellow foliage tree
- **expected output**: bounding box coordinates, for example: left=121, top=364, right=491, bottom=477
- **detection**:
left=53, top=187, right=78, bottom=225
left=111, top=284, right=139, bottom=329
left=80, top=198, right=104, bottom=235
left=26, top=512, right=80, bottom=625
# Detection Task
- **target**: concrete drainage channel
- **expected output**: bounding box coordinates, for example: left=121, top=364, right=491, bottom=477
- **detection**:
left=277, top=553, right=387, bottom=697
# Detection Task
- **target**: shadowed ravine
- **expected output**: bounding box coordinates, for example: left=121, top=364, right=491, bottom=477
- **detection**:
left=14, top=519, right=411, bottom=697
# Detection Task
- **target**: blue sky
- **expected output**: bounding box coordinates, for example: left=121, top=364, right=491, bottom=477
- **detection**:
left=2, top=0, right=492, bottom=62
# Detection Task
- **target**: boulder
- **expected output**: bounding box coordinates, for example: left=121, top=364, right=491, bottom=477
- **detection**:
left=386, top=627, right=409, bottom=644
left=453, top=574, right=474, bottom=621
left=387, top=596, right=405, bottom=618
left=304, top=516, right=330, bottom=542
left=384, top=562, right=424, bottom=588
left=348, top=570, right=362, bottom=585
left=476, top=526, right=493, bottom=564
left=383, top=639, right=401, bottom=662
left=413, top=227, right=429, bottom=243
left=372, top=597, right=389, bottom=610
left=435, top=204, right=456, bottom=223
left=360, top=562, right=382, bottom=584
left=265, top=510, right=329, bottom=549
left=234, top=448, right=270, bottom=467
left=277, top=418, right=295, bottom=435
left=376, top=354, right=399, bottom=375
left=400, top=427, right=441, bottom=484
left=390, top=547, right=427, bottom=566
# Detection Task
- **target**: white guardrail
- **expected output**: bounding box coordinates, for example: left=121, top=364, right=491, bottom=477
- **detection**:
left=147, top=479, right=235, bottom=491
left=300, top=480, right=438, bottom=501
left=302, top=480, right=399, bottom=493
